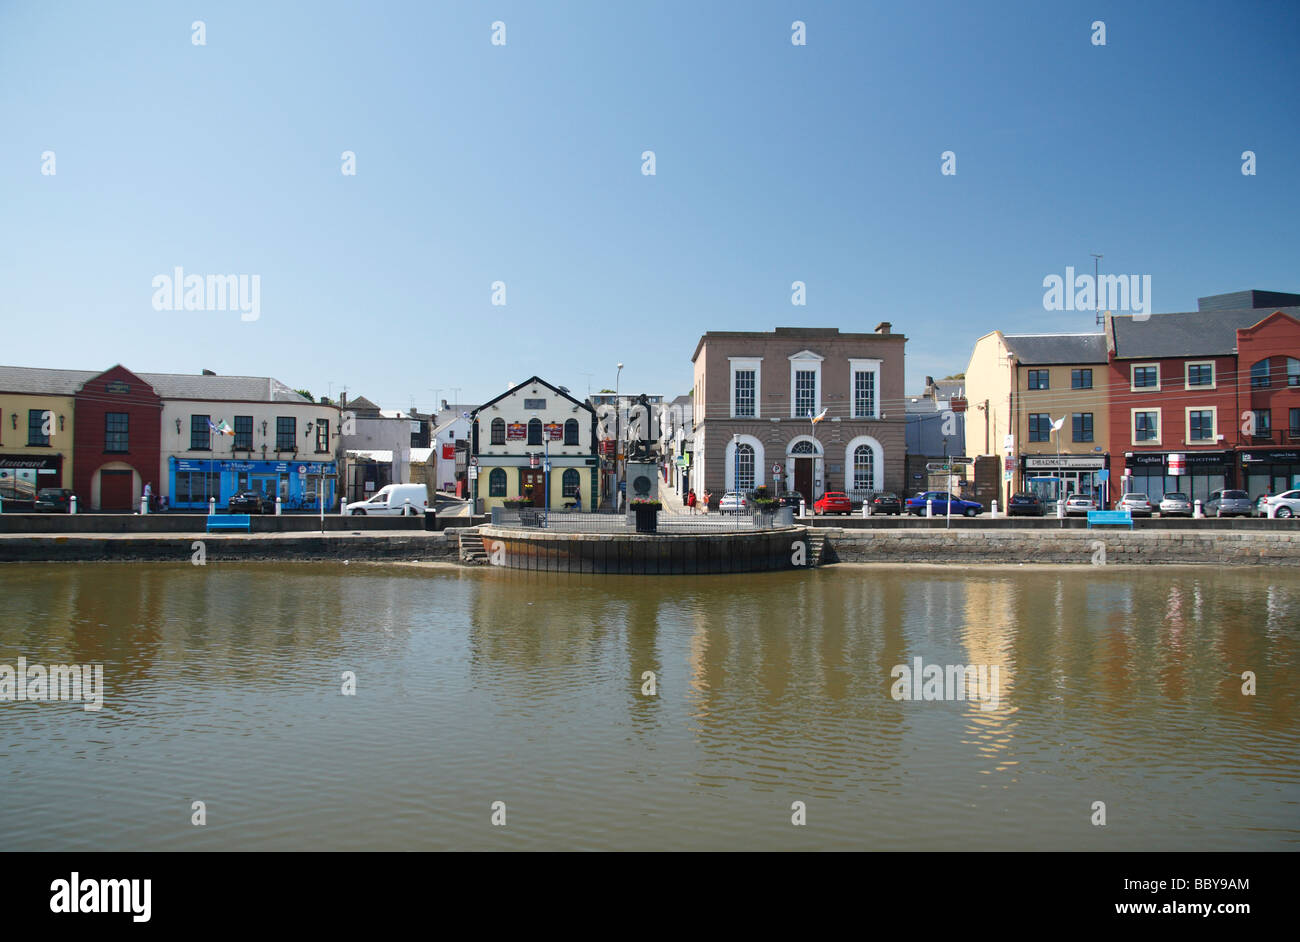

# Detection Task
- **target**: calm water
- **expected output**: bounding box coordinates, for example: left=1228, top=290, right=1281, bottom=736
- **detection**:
left=1, top=562, right=1296, bottom=850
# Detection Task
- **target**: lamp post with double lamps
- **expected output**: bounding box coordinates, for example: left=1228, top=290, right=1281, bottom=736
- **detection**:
left=613, top=362, right=624, bottom=509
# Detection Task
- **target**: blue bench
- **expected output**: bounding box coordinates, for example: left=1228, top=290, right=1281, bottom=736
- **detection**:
left=206, top=514, right=251, bottom=532
left=1087, top=510, right=1133, bottom=529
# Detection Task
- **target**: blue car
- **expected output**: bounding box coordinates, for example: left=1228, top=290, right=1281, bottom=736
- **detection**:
left=906, top=491, right=983, bottom=517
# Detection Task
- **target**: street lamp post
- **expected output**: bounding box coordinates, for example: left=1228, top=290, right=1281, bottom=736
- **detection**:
left=613, top=362, right=624, bottom=509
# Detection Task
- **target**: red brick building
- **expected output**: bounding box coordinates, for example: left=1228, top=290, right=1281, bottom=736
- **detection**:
left=1237, top=310, right=1300, bottom=495
left=74, top=365, right=162, bottom=510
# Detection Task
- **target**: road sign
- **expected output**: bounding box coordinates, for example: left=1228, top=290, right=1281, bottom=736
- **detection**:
left=772, top=464, right=781, bottom=475
left=468, top=466, right=478, bottom=479
left=925, top=462, right=952, bottom=473
left=1098, top=469, right=1110, bottom=482
left=469, top=456, right=478, bottom=466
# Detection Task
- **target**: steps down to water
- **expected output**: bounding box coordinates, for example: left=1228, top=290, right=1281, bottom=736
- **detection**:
left=458, top=530, right=488, bottom=564
left=806, top=531, right=827, bottom=567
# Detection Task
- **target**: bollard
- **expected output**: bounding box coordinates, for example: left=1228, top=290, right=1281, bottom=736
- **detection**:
left=140, top=495, right=148, bottom=515
left=275, top=496, right=282, bottom=516
left=70, top=495, right=77, bottom=515
left=1194, top=499, right=1203, bottom=519
left=1056, top=497, right=1065, bottom=519
left=926, top=499, right=933, bottom=518
left=862, top=501, right=869, bottom=518
left=799, top=499, right=806, bottom=517
left=404, top=497, right=412, bottom=516
left=340, top=499, right=347, bottom=516
left=991, top=499, right=999, bottom=519
left=209, top=497, right=216, bottom=515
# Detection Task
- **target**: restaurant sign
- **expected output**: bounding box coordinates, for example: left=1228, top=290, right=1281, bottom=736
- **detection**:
left=506, top=423, right=526, bottom=441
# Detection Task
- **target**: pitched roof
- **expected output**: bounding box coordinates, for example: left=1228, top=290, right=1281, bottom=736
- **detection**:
left=0, top=365, right=311, bottom=402
left=1001, top=333, right=1108, bottom=365
left=1111, top=307, right=1300, bottom=359
left=471, top=376, right=595, bottom=415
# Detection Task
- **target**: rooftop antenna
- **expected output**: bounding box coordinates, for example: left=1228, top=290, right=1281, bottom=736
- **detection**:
left=1091, top=253, right=1104, bottom=326
left=579, top=371, right=594, bottom=398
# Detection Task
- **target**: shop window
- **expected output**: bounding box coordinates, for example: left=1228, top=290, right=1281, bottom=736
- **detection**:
left=491, top=418, right=505, bottom=445
left=488, top=468, right=507, bottom=497
left=1028, top=413, right=1051, bottom=443
left=564, top=419, right=579, bottom=446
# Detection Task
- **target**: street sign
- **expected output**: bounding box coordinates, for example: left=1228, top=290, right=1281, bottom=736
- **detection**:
left=1098, top=469, right=1110, bottom=482
left=469, top=456, right=478, bottom=466
left=925, top=462, right=952, bottom=473
left=467, top=466, right=478, bottom=479
left=772, top=464, right=781, bottom=475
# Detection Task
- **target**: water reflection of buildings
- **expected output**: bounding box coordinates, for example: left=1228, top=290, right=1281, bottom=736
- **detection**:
left=958, top=577, right=1019, bottom=772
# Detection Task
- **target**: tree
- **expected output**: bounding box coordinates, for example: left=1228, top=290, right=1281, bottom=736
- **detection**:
left=295, top=389, right=315, bottom=402
left=942, top=373, right=965, bottom=381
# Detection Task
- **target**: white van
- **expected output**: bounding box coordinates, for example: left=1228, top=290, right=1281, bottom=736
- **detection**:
left=346, top=483, right=428, bottom=516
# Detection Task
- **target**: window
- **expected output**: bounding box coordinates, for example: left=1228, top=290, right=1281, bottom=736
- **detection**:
left=1290, top=408, right=1300, bottom=437
left=1027, top=370, right=1050, bottom=390
left=234, top=415, right=253, bottom=450
left=1251, top=359, right=1270, bottom=388
left=488, top=468, right=507, bottom=497
left=564, top=418, right=579, bottom=446
left=853, top=371, right=876, bottom=418
left=1252, top=410, right=1271, bottom=437
left=1188, top=409, right=1214, bottom=442
left=734, top=369, right=756, bottom=417
left=316, top=419, right=329, bottom=452
left=27, top=409, right=49, bottom=446
left=276, top=417, right=296, bottom=450
left=1186, top=362, right=1214, bottom=387
left=1134, top=410, right=1159, bottom=442
left=527, top=418, right=543, bottom=445
left=1287, top=357, right=1300, bottom=387
left=562, top=468, right=580, bottom=497
left=1028, top=413, right=1051, bottom=443
left=1072, top=413, right=1094, bottom=443
left=523, top=398, right=546, bottom=410
left=852, top=444, right=874, bottom=493
left=491, top=418, right=505, bottom=445
left=792, top=440, right=815, bottom=455
left=191, top=414, right=211, bottom=451
left=105, top=413, right=129, bottom=453
left=733, top=443, right=755, bottom=490
left=795, top=370, right=817, bottom=418
left=1132, top=365, right=1159, bottom=389
left=1071, top=369, right=1092, bottom=390
left=175, top=471, right=219, bottom=503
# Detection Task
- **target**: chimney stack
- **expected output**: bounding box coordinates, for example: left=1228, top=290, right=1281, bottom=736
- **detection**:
left=874, top=322, right=892, bottom=334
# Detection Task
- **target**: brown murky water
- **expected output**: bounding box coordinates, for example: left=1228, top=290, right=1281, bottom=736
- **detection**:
left=0, top=562, right=1296, bottom=850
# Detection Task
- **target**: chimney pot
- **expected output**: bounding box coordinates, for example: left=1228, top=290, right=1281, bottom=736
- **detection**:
left=875, top=322, right=892, bottom=334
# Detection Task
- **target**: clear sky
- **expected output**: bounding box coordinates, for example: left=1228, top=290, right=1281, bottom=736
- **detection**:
left=2, top=0, right=1297, bottom=410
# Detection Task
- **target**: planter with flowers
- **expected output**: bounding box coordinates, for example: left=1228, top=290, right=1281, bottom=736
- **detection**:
left=502, top=496, right=532, bottom=510
left=630, top=497, right=663, bottom=533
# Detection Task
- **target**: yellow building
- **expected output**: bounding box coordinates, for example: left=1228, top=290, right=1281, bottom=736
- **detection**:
left=0, top=367, right=80, bottom=501
left=964, top=331, right=1111, bottom=507
left=470, top=377, right=599, bottom=512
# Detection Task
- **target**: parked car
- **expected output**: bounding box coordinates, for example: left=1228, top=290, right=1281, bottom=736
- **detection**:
left=1259, top=489, right=1300, bottom=519
left=228, top=491, right=272, bottom=514
left=1205, top=489, right=1253, bottom=518
left=347, top=483, right=429, bottom=516
left=1117, top=493, right=1153, bottom=517
left=1007, top=493, right=1044, bottom=516
left=905, top=491, right=983, bottom=517
left=1159, top=492, right=1192, bottom=517
left=776, top=491, right=804, bottom=510
left=718, top=491, right=749, bottom=515
left=813, top=491, right=852, bottom=515
left=870, top=492, right=902, bottom=515
left=34, top=488, right=76, bottom=513
left=1062, top=494, right=1096, bottom=516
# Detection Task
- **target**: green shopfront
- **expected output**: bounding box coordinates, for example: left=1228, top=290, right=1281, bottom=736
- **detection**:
left=169, top=457, right=337, bottom=511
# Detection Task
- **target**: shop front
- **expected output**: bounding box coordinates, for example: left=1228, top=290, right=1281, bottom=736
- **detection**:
left=1020, top=454, right=1110, bottom=506
left=1240, top=449, right=1300, bottom=502
left=1121, top=451, right=1233, bottom=504
left=0, top=455, right=64, bottom=506
left=170, top=457, right=337, bottom=511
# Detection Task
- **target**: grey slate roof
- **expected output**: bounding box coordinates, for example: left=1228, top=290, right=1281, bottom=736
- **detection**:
left=1002, top=333, right=1109, bottom=365
left=0, top=365, right=310, bottom=403
left=1110, top=307, right=1300, bottom=359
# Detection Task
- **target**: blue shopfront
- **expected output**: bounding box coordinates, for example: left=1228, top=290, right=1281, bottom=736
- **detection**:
left=169, top=458, right=337, bottom=511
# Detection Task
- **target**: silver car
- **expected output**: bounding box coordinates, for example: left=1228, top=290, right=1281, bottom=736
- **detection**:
left=1159, top=492, right=1192, bottom=517
left=1260, top=489, right=1300, bottom=519
left=718, top=491, right=749, bottom=515
left=1206, top=489, right=1253, bottom=518
left=1117, top=493, right=1153, bottom=517
left=1064, top=494, right=1096, bottom=516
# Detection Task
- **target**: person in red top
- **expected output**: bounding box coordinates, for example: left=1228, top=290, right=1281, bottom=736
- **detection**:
left=686, top=489, right=697, bottom=514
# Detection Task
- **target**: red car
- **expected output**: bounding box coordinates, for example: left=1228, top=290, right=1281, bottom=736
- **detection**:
left=813, top=491, right=852, bottom=515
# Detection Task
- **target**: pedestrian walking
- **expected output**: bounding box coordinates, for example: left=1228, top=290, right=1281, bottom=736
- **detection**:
left=687, top=489, right=697, bottom=514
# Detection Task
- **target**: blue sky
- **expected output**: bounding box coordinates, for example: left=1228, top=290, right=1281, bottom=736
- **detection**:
left=2, top=0, right=1297, bottom=409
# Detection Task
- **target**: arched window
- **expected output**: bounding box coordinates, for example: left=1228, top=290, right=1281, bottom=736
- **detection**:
left=734, top=443, right=755, bottom=490
left=853, top=444, right=875, bottom=493
left=562, top=468, right=580, bottom=497
left=488, top=468, right=507, bottom=497
left=527, top=418, right=543, bottom=445
left=1251, top=358, right=1271, bottom=388
left=490, top=418, right=505, bottom=445
left=1287, top=357, right=1300, bottom=387
left=792, top=440, right=815, bottom=455
left=564, top=418, right=579, bottom=446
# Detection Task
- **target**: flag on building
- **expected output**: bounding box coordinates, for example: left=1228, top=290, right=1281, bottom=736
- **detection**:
left=811, top=408, right=828, bottom=424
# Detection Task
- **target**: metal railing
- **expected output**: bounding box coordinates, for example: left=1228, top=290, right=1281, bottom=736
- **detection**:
left=490, top=507, right=795, bottom=532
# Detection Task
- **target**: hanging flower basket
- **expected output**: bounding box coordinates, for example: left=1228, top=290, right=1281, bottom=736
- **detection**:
left=631, top=498, right=661, bottom=533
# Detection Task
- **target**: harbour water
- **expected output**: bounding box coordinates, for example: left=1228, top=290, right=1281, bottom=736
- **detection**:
left=1, top=562, right=1296, bottom=850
